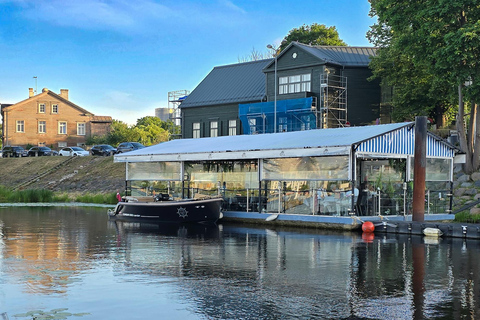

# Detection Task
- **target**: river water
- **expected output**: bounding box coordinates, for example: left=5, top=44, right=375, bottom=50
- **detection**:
left=0, top=206, right=479, bottom=319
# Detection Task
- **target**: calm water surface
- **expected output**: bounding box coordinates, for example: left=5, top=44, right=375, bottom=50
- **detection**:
left=0, top=206, right=479, bottom=319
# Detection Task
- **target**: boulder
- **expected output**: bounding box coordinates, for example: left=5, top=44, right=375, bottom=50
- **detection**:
left=470, top=207, right=480, bottom=215
left=457, top=174, right=471, bottom=183
left=471, top=172, right=480, bottom=181
left=454, top=188, right=466, bottom=197
left=464, top=188, right=478, bottom=196
left=461, top=182, right=473, bottom=188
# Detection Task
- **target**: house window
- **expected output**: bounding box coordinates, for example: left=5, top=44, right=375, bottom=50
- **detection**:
left=39, top=103, right=45, bottom=113
left=58, top=121, right=67, bottom=134
left=210, top=121, right=218, bottom=137
left=16, top=120, right=25, bottom=133
left=279, top=73, right=311, bottom=94
left=58, top=142, right=67, bottom=148
left=77, top=123, right=86, bottom=136
left=228, top=120, right=237, bottom=136
left=278, top=117, right=288, bottom=132
left=300, top=116, right=311, bottom=131
left=38, top=121, right=46, bottom=133
left=248, top=118, right=256, bottom=134
left=52, top=104, right=58, bottom=114
left=193, top=122, right=200, bottom=139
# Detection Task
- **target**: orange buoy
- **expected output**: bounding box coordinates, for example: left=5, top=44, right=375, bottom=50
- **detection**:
left=362, top=221, right=375, bottom=233
left=362, top=232, right=375, bottom=243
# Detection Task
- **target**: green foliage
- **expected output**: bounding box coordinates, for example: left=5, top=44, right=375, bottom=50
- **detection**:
left=0, top=186, right=55, bottom=203
left=85, top=116, right=172, bottom=147
left=280, top=23, right=347, bottom=51
left=13, top=307, right=90, bottom=319
left=75, top=192, right=118, bottom=204
left=455, top=211, right=480, bottom=223
left=368, top=0, right=480, bottom=171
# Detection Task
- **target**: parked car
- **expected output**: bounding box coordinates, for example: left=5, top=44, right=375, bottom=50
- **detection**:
left=1, top=146, right=28, bottom=157
left=90, top=144, right=117, bottom=156
left=116, top=142, right=145, bottom=153
left=27, top=146, right=54, bottom=157
left=59, top=147, right=89, bottom=157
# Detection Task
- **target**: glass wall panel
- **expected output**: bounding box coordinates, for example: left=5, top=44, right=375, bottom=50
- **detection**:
left=185, top=160, right=259, bottom=204
left=359, top=158, right=452, bottom=216
left=260, top=180, right=355, bottom=216
left=262, top=156, right=349, bottom=181
left=360, top=159, right=406, bottom=215
left=127, top=162, right=181, bottom=180
left=409, top=157, right=452, bottom=181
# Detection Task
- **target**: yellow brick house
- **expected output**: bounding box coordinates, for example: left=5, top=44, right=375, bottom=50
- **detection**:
left=1, top=88, right=112, bottom=148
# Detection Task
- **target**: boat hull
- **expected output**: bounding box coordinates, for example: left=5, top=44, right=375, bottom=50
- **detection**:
left=108, top=197, right=223, bottom=224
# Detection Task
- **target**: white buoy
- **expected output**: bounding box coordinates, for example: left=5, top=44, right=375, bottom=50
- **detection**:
left=423, top=227, right=443, bottom=237
left=265, top=214, right=279, bottom=221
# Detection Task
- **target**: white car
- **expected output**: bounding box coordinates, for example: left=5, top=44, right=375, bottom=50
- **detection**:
left=58, top=147, right=90, bottom=157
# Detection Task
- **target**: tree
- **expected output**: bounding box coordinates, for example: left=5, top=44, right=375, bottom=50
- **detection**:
left=368, top=0, right=480, bottom=173
left=238, top=47, right=274, bottom=62
left=279, top=23, right=347, bottom=51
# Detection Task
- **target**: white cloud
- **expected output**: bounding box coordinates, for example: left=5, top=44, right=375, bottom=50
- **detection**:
left=219, top=0, right=246, bottom=14
left=4, top=0, right=249, bottom=35
left=17, top=0, right=174, bottom=34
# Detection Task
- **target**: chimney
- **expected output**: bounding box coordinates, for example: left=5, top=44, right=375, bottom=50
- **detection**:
left=60, top=89, right=69, bottom=100
left=29, top=88, right=34, bottom=98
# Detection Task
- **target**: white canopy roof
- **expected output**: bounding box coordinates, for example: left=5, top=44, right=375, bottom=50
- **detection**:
left=113, top=122, right=442, bottom=163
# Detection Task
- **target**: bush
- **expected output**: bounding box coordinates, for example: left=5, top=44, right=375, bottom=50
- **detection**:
left=0, top=187, right=54, bottom=203
left=455, top=211, right=480, bottom=223
left=75, top=192, right=118, bottom=204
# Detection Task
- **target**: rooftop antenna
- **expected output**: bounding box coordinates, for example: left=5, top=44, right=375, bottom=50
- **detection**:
left=33, top=76, right=37, bottom=94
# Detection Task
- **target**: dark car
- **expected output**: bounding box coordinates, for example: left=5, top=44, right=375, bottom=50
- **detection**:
left=91, top=144, right=117, bottom=156
left=116, top=142, right=145, bottom=154
left=2, top=146, right=28, bottom=158
left=27, top=146, right=54, bottom=157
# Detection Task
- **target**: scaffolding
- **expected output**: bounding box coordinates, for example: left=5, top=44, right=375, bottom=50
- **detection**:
left=168, top=90, right=189, bottom=140
left=319, top=73, right=347, bottom=128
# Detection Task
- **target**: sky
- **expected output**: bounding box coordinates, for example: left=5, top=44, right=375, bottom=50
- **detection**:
left=0, top=0, right=375, bottom=125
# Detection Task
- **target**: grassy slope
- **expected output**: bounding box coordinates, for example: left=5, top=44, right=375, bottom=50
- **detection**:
left=0, top=156, right=126, bottom=195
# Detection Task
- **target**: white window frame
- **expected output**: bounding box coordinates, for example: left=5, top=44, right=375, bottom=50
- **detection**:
left=39, top=103, right=45, bottom=113
left=52, top=104, right=58, bottom=114
left=210, top=121, right=218, bottom=137
left=38, top=121, right=46, bottom=133
left=16, top=120, right=25, bottom=133
left=228, top=120, right=237, bottom=136
left=279, top=73, right=311, bottom=94
left=58, top=121, right=67, bottom=134
left=192, top=122, right=200, bottom=139
left=77, top=122, right=86, bottom=136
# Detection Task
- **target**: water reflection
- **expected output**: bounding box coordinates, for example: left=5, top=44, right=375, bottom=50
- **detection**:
left=0, top=207, right=480, bottom=319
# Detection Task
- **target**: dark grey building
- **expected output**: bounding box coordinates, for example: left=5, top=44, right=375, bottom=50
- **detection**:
left=180, top=42, right=381, bottom=138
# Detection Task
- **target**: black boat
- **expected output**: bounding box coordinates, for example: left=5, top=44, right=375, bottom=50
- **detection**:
left=108, top=196, right=223, bottom=224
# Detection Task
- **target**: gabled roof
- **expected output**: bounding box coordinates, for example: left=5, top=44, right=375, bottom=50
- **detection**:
left=114, top=122, right=457, bottom=163
left=264, top=42, right=377, bottom=69
left=91, top=116, right=113, bottom=123
left=179, top=59, right=272, bottom=108
left=2, top=89, right=93, bottom=115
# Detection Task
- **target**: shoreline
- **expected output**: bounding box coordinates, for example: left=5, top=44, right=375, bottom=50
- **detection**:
left=0, top=202, right=115, bottom=208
